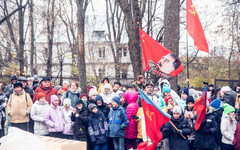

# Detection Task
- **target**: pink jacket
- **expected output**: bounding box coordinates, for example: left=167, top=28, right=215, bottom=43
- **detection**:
left=44, top=104, right=65, bottom=133
left=124, top=91, right=139, bottom=139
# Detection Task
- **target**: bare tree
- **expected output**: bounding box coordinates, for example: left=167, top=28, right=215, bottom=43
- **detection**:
left=76, top=0, right=88, bottom=93
left=117, top=0, right=146, bottom=80
left=29, top=0, right=35, bottom=76
left=106, top=0, right=125, bottom=81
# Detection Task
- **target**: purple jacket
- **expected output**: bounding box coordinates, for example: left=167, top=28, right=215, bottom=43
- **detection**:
left=124, top=91, right=139, bottom=139
left=45, top=104, right=65, bottom=133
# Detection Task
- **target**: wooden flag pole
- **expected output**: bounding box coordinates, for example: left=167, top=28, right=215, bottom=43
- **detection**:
left=169, top=120, right=186, bottom=139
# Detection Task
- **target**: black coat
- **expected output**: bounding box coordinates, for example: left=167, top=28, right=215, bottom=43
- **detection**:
left=162, top=115, right=192, bottom=150
left=212, top=108, right=224, bottom=145
left=24, top=85, right=34, bottom=99
left=194, top=113, right=218, bottom=149
left=71, top=107, right=88, bottom=138
left=88, top=111, right=108, bottom=144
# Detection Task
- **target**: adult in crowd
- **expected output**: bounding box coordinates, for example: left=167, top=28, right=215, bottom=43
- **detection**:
left=145, top=82, right=159, bottom=105
left=33, top=74, right=39, bottom=91
left=62, top=81, right=81, bottom=107
left=95, top=95, right=110, bottom=120
left=0, top=83, right=7, bottom=137
left=18, top=76, right=34, bottom=99
left=113, top=81, right=122, bottom=97
left=100, top=83, right=115, bottom=106
left=4, top=75, right=18, bottom=98
left=54, top=85, right=63, bottom=97
left=7, top=82, right=33, bottom=131
left=98, top=77, right=112, bottom=94
left=33, top=77, right=60, bottom=104
left=62, top=80, right=70, bottom=95
left=132, top=75, right=145, bottom=92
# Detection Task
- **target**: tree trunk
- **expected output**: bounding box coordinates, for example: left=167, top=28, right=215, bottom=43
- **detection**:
left=164, top=0, right=180, bottom=91
left=29, top=0, right=34, bottom=76
left=76, top=0, right=88, bottom=93
left=18, top=0, right=25, bottom=75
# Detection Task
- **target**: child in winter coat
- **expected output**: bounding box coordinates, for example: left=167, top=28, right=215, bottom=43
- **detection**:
left=62, top=98, right=74, bottom=139
left=221, top=104, right=237, bottom=150
left=108, top=96, right=129, bottom=150
left=210, top=99, right=224, bottom=150
left=124, top=91, right=139, bottom=150
left=88, top=103, right=108, bottom=150
left=162, top=106, right=192, bottom=150
left=95, top=95, right=110, bottom=120
left=45, top=95, right=65, bottom=138
left=31, top=92, right=50, bottom=135
left=184, top=96, right=195, bottom=150
left=194, top=105, right=218, bottom=150
left=71, top=98, right=88, bottom=141
left=100, top=83, right=115, bottom=106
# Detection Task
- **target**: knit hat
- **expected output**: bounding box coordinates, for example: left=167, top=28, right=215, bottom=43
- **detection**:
left=36, top=92, right=45, bottom=100
left=88, top=88, right=98, bottom=97
left=186, top=96, right=194, bottom=104
left=210, top=99, right=221, bottom=109
left=63, top=98, right=71, bottom=107
left=11, top=75, right=18, bottom=81
left=88, top=103, right=97, bottom=111
left=80, top=93, right=88, bottom=99
left=54, top=85, right=62, bottom=91
left=162, top=84, right=171, bottom=93
left=114, top=81, right=121, bottom=86
left=13, top=82, right=23, bottom=88
left=173, top=106, right=182, bottom=115
left=41, top=76, right=51, bottom=82
left=181, top=88, right=189, bottom=96
left=164, top=96, right=173, bottom=105
left=18, top=76, right=28, bottom=81
left=221, top=86, right=231, bottom=94
left=27, top=77, right=34, bottom=81
left=33, top=75, right=38, bottom=80
left=223, top=104, right=235, bottom=115
left=63, top=80, right=69, bottom=85
left=50, top=95, right=59, bottom=103
left=95, top=95, right=103, bottom=102
left=112, top=96, right=120, bottom=105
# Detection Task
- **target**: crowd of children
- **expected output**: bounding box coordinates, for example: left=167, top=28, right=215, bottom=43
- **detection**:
left=1, top=75, right=240, bottom=150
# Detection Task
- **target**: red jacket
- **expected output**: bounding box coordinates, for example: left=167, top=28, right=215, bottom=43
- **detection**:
left=33, top=83, right=60, bottom=105
left=234, top=122, right=240, bottom=150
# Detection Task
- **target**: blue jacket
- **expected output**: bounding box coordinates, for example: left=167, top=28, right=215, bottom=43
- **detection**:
left=162, top=115, right=192, bottom=150
left=108, top=106, right=129, bottom=138
left=88, top=111, right=108, bottom=144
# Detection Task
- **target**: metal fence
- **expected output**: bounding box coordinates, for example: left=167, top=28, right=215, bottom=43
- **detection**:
left=214, top=78, right=240, bottom=90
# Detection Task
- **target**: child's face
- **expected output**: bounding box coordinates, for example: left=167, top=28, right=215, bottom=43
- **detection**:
left=82, top=96, right=88, bottom=102
left=96, top=100, right=102, bottom=106
left=173, top=112, right=180, bottom=119
left=39, top=97, right=46, bottom=103
left=112, top=100, right=118, bottom=108
left=181, top=93, right=188, bottom=100
left=92, top=107, right=98, bottom=114
left=164, top=92, right=171, bottom=96
left=52, top=100, right=59, bottom=106
left=108, top=103, right=113, bottom=108
left=187, top=102, right=194, bottom=109
left=229, top=111, right=235, bottom=117
left=104, top=88, right=110, bottom=94
left=90, top=95, right=97, bottom=101
left=77, top=103, right=83, bottom=110
left=64, top=106, right=70, bottom=110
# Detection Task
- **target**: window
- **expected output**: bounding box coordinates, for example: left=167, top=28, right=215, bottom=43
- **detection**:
left=123, top=48, right=127, bottom=56
left=98, top=68, right=105, bottom=77
left=121, top=69, right=127, bottom=79
left=118, top=47, right=122, bottom=57
left=98, top=46, right=105, bottom=57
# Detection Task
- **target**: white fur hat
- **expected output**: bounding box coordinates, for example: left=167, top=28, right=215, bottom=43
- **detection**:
left=63, top=98, right=71, bottom=107
left=173, top=106, right=182, bottom=115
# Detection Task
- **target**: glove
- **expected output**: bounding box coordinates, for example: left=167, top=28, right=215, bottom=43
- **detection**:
left=177, top=130, right=182, bottom=135
left=133, top=115, right=139, bottom=120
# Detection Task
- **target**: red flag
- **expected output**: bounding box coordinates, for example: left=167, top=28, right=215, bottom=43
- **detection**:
left=186, top=0, right=209, bottom=53
left=139, top=27, right=184, bottom=80
left=194, top=90, right=207, bottom=130
left=137, top=89, right=171, bottom=150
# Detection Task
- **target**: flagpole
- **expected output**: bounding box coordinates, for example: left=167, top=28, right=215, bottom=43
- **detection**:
left=186, top=29, right=190, bottom=89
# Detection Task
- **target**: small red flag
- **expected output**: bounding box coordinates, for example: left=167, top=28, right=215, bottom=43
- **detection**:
left=137, top=89, right=171, bottom=150
left=186, top=0, right=209, bottom=53
left=194, top=90, right=207, bottom=130
left=139, top=27, right=184, bottom=80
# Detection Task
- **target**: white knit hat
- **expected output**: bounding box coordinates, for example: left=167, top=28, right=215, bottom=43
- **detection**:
left=88, top=88, right=98, bottom=97
left=173, top=106, right=182, bottom=115
left=63, top=98, right=71, bottom=107
left=63, top=80, right=69, bottom=85
left=221, top=86, right=231, bottom=94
